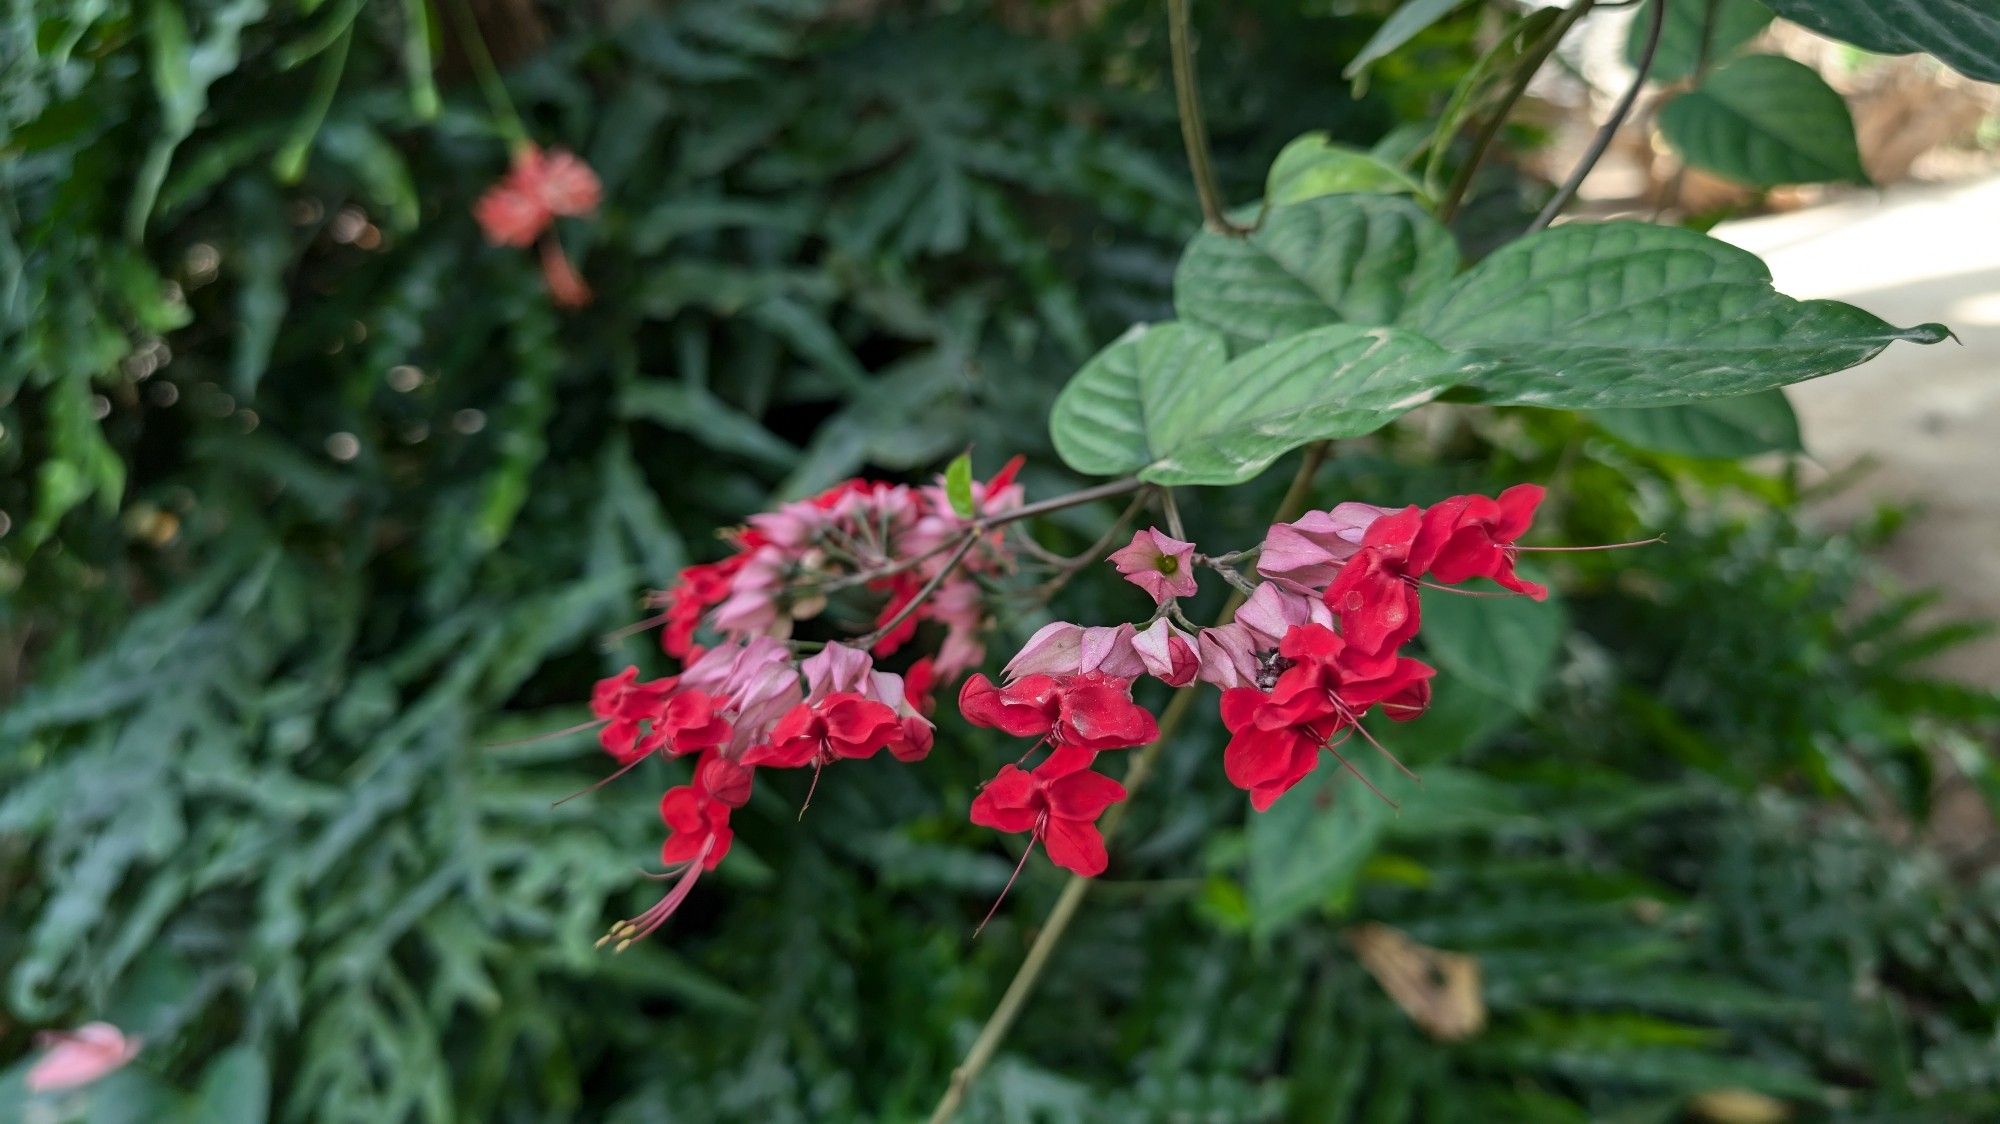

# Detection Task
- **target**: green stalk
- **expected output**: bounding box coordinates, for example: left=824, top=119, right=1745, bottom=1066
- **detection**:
left=925, top=443, right=1331, bottom=1122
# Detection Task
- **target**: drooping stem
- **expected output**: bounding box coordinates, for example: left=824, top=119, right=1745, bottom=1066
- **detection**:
left=1168, top=0, right=1249, bottom=236
left=444, top=0, right=529, bottom=149
left=926, top=443, right=1331, bottom=1123
left=1438, top=0, right=1595, bottom=223
left=1529, top=0, right=1665, bottom=232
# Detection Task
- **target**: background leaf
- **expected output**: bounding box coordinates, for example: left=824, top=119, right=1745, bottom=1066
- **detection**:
left=1659, top=55, right=1868, bottom=189
left=1419, top=586, right=1566, bottom=713
left=1591, top=389, right=1803, bottom=458
left=1757, top=0, right=2000, bottom=83
left=1627, top=0, right=1772, bottom=84
left=1344, top=0, right=1473, bottom=81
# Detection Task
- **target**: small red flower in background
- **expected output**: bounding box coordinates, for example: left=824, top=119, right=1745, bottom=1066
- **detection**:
left=475, top=143, right=602, bottom=308
left=970, top=746, right=1126, bottom=877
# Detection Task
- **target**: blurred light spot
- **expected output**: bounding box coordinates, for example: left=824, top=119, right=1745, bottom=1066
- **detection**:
left=403, top=423, right=430, bottom=443
left=387, top=365, right=423, bottom=392
left=149, top=382, right=180, bottom=407
left=186, top=243, right=221, bottom=284
left=350, top=321, right=368, bottom=342
left=330, top=206, right=368, bottom=244
left=354, top=224, right=383, bottom=250
left=291, top=198, right=326, bottom=226
left=211, top=392, right=236, bottom=417
left=452, top=409, right=487, bottom=434
left=239, top=410, right=259, bottom=432
left=326, top=432, right=361, bottom=461
left=0, top=511, right=11, bottom=537
left=89, top=394, right=111, bottom=420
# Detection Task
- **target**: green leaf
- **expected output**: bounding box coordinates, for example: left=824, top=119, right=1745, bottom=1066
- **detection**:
left=944, top=451, right=975, bottom=518
left=1658, top=55, right=1867, bottom=189
left=1174, top=195, right=1459, bottom=352
left=1266, top=133, right=1427, bottom=205
left=1758, top=0, right=2000, bottom=84
left=1592, top=389, right=1802, bottom=458
left=1055, top=324, right=1454, bottom=486
left=1246, top=754, right=1410, bottom=936
left=1419, top=584, right=1565, bottom=714
left=1345, top=0, right=1473, bottom=82
left=1405, top=221, right=1947, bottom=408
left=187, top=1044, right=270, bottom=1124
left=1049, top=322, right=1227, bottom=478
left=1627, top=0, right=1772, bottom=84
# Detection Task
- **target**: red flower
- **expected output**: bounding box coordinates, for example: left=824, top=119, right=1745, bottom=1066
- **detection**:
left=1409, top=484, right=1547, bottom=598
left=970, top=746, right=1126, bottom=876
left=475, top=144, right=601, bottom=247
left=591, top=667, right=678, bottom=762
left=659, top=784, right=734, bottom=869
left=958, top=673, right=1158, bottom=751
left=902, top=656, right=938, bottom=715
left=743, top=693, right=902, bottom=768
left=1220, top=686, right=1341, bottom=811
left=1219, top=625, right=1432, bottom=810
left=659, top=554, right=749, bottom=659
left=1321, top=506, right=1423, bottom=655
left=473, top=185, right=546, bottom=247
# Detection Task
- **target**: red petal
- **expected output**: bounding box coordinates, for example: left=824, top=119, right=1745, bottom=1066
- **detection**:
left=1041, top=817, right=1108, bottom=876
left=1044, top=768, right=1125, bottom=821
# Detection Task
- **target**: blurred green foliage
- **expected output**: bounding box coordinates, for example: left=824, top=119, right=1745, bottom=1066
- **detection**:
left=3, top=1, right=1998, bottom=1121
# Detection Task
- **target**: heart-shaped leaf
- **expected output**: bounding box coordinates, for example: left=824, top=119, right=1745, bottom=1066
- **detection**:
left=1174, top=194, right=1459, bottom=352
left=1659, top=55, right=1867, bottom=189
left=1048, top=322, right=1228, bottom=478
left=1592, top=389, right=1802, bottom=458
left=1627, top=0, right=1772, bottom=84
left=1266, top=133, right=1427, bottom=205
left=1052, top=323, right=1456, bottom=485
left=1405, top=221, right=1947, bottom=408
left=1757, top=0, right=2000, bottom=84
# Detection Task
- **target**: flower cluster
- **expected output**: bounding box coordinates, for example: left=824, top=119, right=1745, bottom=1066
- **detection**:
left=585, top=463, right=1025, bottom=946
left=959, top=485, right=1548, bottom=876
left=474, top=143, right=602, bottom=308
left=570, top=459, right=1560, bottom=944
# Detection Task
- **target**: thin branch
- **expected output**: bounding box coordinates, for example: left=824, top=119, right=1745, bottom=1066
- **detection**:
left=1438, top=0, right=1595, bottom=224
left=1168, top=0, right=1249, bottom=236
left=853, top=532, right=979, bottom=651
left=926, top=442, right=1332, bottom=1123
left=1530, top=0, right=1665, bottom=232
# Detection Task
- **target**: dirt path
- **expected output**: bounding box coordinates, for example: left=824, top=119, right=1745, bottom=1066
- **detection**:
left=1717, top=175, right=2000, bottom=686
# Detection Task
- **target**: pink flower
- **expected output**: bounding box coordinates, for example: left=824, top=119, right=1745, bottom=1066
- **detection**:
left=709, top=547, right=787, bottom=639
left=1002, top=622, right=1144, bottom=680
left=521, top=146, right=602, bottom=216
left=1256, top=503, right=1395, bottom=593
left=1107, top=528, right=1199, bottom=604
left=1196, top=583, right=1335, bottom=689
left=26, top=1023, right=140, bottom=1093
left=1133, top=619, right=1200, bottom=686
left=801, top=642, right=934, bottom=761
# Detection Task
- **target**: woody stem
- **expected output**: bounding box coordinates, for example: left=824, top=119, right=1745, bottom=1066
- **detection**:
left=926, top=443, right=1330, bottom=1123
left=1168, top=0, right=1249, bottom=236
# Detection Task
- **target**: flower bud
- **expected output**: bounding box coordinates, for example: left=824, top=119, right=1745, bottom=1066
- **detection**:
left=1134, top=619, right=1200, bottom=686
